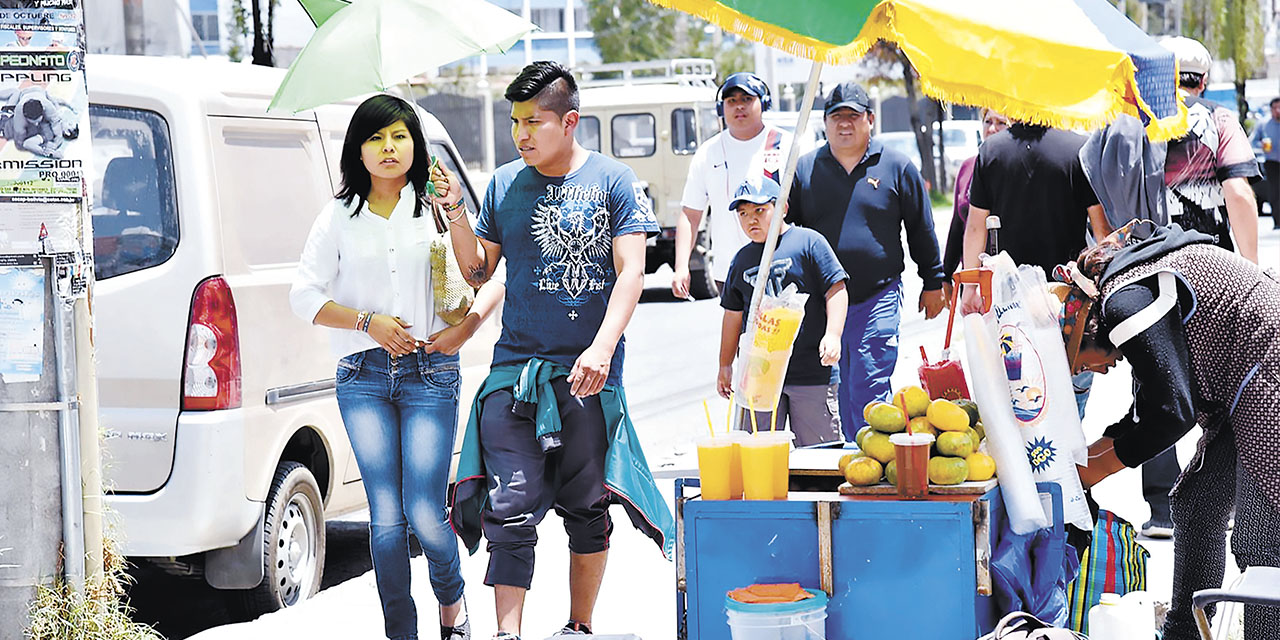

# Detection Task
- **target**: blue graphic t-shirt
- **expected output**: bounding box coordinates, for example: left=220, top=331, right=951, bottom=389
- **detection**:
left=721, top=226, right=848, bottom=386
left=476, top=153, right=659, bottom=385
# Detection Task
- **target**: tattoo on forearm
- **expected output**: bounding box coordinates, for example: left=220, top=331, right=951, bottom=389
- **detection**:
left=466, top=265, right=489, bottom=286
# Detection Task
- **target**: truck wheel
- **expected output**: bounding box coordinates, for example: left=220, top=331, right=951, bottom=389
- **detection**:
left=240, top=461, right=325, bottom=614
left=688, top=267, right=718, bottom=300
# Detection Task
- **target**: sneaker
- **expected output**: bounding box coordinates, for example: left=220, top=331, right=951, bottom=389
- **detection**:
left=492, top=633, right=520, bottom=640
left=555, top=621, right=592, bottom=636
left=1141, top=519, right=1174, bottom=539
left=440, top=619, right=470, bottom=640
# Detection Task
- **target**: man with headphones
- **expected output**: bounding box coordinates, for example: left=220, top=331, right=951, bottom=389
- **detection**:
left=673, top=72, right=792, bottom=299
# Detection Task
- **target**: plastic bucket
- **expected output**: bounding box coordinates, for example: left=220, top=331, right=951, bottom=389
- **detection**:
left=724, top=589, right=828, bottom=640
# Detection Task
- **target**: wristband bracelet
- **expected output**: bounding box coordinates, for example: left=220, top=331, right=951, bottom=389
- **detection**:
left=360, top=312, right=373, bottom=333
left=354, top=310, right=368, bottom=332
left=442, top=199, right=465, bottom=213
left=445, top=206, right=467, bottom=224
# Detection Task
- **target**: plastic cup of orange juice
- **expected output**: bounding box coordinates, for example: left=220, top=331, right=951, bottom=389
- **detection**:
left=725, top=431, right=747, bottom=499
left=739, top=435, right=777, bottom=500
left=756, top=431, right=794, bottom=500
left=696, top=436, right=735, bottom=500
left=890, top=433, right=935, bottom=499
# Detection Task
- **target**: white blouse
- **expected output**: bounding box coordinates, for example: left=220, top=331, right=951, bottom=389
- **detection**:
left=290, top=184, right=449, bottom=360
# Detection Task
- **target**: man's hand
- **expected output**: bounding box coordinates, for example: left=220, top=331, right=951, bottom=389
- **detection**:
left=818, top=333, right=841, bottom=367
left=959, top=285, right=985, bottom=315
left=568, top=344, right=614, bottom=397
left=1077, top=437, right=1125, bottom=489
left=671, top=267, right=692, bottom=300
left=941, top=280, right=954, bottom=310
left=918, top=288, right=946, bottom=319
left=429, top=159, right=464, bottom=207
left=717, top=365, right=734, bottom=399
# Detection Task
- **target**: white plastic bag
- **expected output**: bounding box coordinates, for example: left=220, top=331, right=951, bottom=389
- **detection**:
left=980, top=253, right=1092, bottom=531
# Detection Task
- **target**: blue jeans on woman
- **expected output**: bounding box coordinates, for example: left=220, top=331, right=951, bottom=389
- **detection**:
left=336, top=348, right=465, bottom=640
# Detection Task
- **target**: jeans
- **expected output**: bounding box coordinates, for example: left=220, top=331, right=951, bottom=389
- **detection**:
left=837, top=280, right=902, bottom=440
left=336, top=348, right=465, bottom=640
left=1072, top=370, right=1094, bottom=421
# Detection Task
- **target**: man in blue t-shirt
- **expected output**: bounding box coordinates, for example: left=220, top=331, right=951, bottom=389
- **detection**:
left=436, top=61, right=658, bottom=639
left=719, top=176, right=848, bottom=446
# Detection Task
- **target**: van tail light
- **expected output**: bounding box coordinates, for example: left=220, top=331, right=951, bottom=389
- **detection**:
left=182, top=276, right=242, bottom=410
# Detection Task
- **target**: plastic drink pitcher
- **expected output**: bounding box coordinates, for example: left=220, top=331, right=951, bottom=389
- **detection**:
left=890, top=433, right=935, bottom=499
left=740, top=434, right=777, bottom=501
left=1088, top=592, right=1154, bottom=640
left=697, top=437, right=735, bottom=500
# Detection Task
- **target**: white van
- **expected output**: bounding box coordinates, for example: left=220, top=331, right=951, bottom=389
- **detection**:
left=86, top=55, right=488, bottom=614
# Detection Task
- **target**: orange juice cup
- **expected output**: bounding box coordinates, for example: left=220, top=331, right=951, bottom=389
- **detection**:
left=726, top=431, right=747, bottom=499
left=696, top=436, right=735, bottom=500
left=760, top=431, right=795, bottom=500
left=890, top=433, right=935, bottom=499
left=739, top=435, right=776, bottom=500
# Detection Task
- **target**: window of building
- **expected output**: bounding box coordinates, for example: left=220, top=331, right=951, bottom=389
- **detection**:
left=530, top=8, right=563, bottom=32
left=575, top=115, right=601, bottom=152
left=191, top=12, right=219, bottom=44
left=88, top=105, right=180, bottom=280
left=672, top=108, right=697, bottom=154
left=611, top=114, right=655, bottom=158
left=573, top=8, right=589, bottom=31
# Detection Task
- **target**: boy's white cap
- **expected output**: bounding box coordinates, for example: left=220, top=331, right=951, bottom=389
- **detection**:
left=1161, top=36, right=1212, bottom=76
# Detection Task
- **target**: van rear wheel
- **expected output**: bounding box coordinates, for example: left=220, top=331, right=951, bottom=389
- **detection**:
left=239, top=461, right=325, bottom=615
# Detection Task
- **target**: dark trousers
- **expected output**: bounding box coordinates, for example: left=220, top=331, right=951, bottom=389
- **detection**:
left=1266, top=160, right=1280, bottom=226
left=478, top=379, right=614, bottom=589
left=1142, top=447, right=1180, bottom=523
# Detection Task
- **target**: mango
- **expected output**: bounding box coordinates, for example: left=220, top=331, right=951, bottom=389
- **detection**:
left=838, top=452, right=864, bottom=472
left=936, top=431, right=976, bottom=458
left=927, top=399, right=970, bottom=432
left=907, top=416, right=936, bottom=438
left=855, top=426, right=874, bottom=449
left=973, top=420, right=986, bottom=441
left=954, top=398, right=982, bottom=427
left=863, top=400, right=887, bottom=423
left=965, top=427, right=981, bottom=452
left=885, top=459, right=898, bottom=486
left=894, top=385, right=932, bottom=418
left=928, top=456, right=969, bottom=485
left=861, top=431, right=896, bottom=464
left=867, top=403, right=907, bottom=433
left=966, top=452, right=997, bottom=482
left=844, top=457, right=884, bottom=486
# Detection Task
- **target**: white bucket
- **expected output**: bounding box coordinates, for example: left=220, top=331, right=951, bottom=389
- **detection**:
left=724, top=588, right=828, bottom=640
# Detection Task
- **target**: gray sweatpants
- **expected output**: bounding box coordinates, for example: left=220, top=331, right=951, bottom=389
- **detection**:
left=734, top=383, right=843, bottom=447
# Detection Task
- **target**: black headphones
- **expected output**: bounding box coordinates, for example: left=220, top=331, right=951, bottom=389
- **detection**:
left=716, top=72, right=772, bottom=117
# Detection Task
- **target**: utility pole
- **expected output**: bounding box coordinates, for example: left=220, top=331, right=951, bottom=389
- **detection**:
left=123, top=0, right=145, bottom=54
left=0, top=2, right=100, bottom=637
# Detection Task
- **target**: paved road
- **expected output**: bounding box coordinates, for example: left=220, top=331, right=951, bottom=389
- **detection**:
left=134, top=210, right=1280, bottom=639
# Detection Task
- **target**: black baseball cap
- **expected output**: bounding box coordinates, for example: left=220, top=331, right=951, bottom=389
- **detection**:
left=823, top=81, right=871, bottom=116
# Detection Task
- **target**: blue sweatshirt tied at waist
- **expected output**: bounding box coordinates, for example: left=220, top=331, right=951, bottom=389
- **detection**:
left=449, top=359, right=675, bottom=559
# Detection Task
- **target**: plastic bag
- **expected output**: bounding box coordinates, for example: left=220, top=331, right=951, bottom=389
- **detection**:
left=733, top=283, right=808, bottom=411
left=980, top=253, right=1092, bottom=531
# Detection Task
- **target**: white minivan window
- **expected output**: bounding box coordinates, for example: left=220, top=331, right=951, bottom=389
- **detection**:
left=672, top=108, right=697, bottom=155
left=611, top=113, right=655, bottom=158
left=88, top=105, right=180, bottom=280
left=211, top=118, right=330, bottom=266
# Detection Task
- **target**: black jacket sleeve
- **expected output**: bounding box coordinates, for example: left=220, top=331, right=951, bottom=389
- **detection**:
left=1099, top=277, right=1198, bottom=467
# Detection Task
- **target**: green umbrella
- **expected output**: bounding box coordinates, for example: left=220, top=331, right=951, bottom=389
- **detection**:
left=270, top=0, right=537, bottom=113
left=298, top=0, right=349, bottom=27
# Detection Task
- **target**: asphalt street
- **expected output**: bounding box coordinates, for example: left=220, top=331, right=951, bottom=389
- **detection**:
left=129, top=208, right=1280, bottom=639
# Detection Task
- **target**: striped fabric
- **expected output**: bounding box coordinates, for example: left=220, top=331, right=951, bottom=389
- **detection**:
left=1065, top=509, right=1150, bottom=635
left=647, top=0, right=1188, bottom=140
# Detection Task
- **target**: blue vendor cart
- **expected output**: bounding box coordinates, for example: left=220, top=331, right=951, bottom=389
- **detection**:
left=674, top=477, right=1065, bottom=640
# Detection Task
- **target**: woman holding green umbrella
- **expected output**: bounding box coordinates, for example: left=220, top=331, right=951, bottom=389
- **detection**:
left=292, top=94, right=502, bottom=640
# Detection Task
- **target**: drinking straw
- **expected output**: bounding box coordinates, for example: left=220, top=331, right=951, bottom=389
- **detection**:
left=726, top=390, right=735, bottom=434
left=702, top=399, right=715, bottom=438
left=897, top=394, right=913, bottom=436
left=919, top=345, right=930, bottom=365
left=748, top=396, right=759, bottom=435
left=770, top=396, right=778, bottom=432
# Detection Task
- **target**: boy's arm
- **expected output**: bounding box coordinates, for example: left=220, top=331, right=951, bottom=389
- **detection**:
left=567, top=231, right=647, bottom=397
left=819, top=281, right=848, bottom=366
left=719, top=310, right=743, bottom=399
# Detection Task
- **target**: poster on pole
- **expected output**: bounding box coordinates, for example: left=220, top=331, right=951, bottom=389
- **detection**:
left=0, top=0, right=89, bottom=267
left=0, top=265, right=43, bottom=380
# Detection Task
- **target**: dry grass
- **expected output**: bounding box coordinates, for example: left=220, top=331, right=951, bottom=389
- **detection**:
left=25, top=540, right=163, bottom=640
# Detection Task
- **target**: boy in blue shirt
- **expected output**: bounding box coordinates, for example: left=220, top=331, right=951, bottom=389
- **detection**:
left=718, top=176, right=849, bottom=446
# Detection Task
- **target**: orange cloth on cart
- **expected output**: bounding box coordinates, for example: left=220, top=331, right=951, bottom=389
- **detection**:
left=727, top=583, right=814, bottom=604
